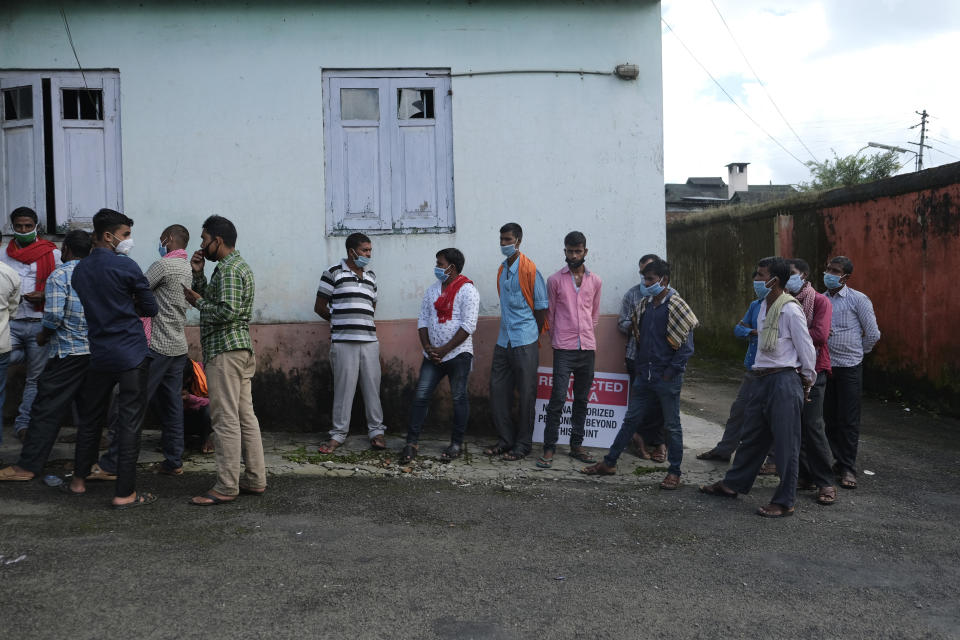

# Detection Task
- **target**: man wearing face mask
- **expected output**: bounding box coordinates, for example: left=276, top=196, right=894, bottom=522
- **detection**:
left=65, top=209, right=158, bottom=509
left=184, top=215, right=264, bottom=505
left=399, top=248, right=479, bottom=465
left=786, top=258, right=837, bottom=505
left=537, top=231, right=602, bottom=468
left=700, top=256, right=816, bottom=518
left=315, top=232, right=387, bottom=454
left=96, top=225, right=193, bottom=478
left=485, top=222, right=548, bottom=461
left=823, top=256, right=880, bottom=490
left=1, top=207, right=60, bottom=444
left=582, top=259, right=696, bottom=491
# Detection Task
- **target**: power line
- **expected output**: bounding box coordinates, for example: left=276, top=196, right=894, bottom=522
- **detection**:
left=661, top=17, right=809, bottom=168
left=59, top=8, right=89, bottom=89
left=708, top=0, right=819, bottom=163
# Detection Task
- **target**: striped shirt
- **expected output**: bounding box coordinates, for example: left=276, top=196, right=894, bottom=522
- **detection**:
left=193, top=250, right=255, bottom=362
left=317, top=259, right=378, bottom=342
left=41, top=260, right=88, bottom=358
left=826, top=285, right=880, bottom=368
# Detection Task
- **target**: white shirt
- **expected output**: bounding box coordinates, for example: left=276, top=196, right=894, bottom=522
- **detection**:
left=417, top=279, right=480, bottom=362
left=0, top=246, right=62, bottom=319
left=0, top=261, right=21, bottom=352
left=753, top=297, right=817, bottom=383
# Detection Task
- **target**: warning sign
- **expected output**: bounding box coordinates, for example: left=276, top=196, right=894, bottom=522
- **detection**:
left=532, top=367, right=631, bottom=449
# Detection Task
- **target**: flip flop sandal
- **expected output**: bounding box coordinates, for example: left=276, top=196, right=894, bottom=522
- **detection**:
left=699, top=482, right=738, bottom=498
left=501, top=452, right=526, bottom=461
left=756, top=504, right=795, bottom=518
left=59, top=483, right=86, bottom=497
left=817, top=487, right=838, bottom=505
left=189, top=492, right=235, bottom=506
left=0, top=466, right=34, bottom=481
left=568, top=449, right=596, bottom=464
left=318, top=440, right=341, bottom=454
left=483, top=444, right=508, bottom=456
left=369, top=435, right=387, bottom=450
left=239, top=485, right=266, bottom=496
left=535, top=456, right=553, bottom=469
left=113, top=493, right=158, bottom=510
left=439, top=444, right=461, bottom=463
left=579, top=463, right=615, bottom=476
left=399, top=444, right=418, bottom=465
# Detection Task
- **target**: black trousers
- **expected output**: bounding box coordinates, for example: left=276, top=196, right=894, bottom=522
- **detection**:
left=799, top=371, right=835, bottom=487
left=824, top=364, right=863, bottom=475
left=17, top=355, right=90, bottom=476
left=74, top=359, right=150, bottom=497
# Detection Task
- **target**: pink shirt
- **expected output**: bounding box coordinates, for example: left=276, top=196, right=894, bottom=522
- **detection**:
left=546, top=265, right=602, bottom=351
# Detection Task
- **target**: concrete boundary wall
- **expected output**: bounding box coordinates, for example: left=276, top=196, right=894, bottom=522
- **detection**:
left=667, top=161, right=960, bottom=415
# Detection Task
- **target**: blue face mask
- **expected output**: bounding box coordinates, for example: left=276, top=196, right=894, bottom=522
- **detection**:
left=434, top=266, right=449, bottom=281
left=158, top=241, right=168, bottom=258
left=823, top=273, right=842, bottom=290
left=785, top=274, right=803, bottom=294
left=350, top=249, right=370, bottom=269
left=500, top=244, right=517, bottom=257
left=639, top=278, right=665, bottom=297
left=753, top=280, right=770, bottom=299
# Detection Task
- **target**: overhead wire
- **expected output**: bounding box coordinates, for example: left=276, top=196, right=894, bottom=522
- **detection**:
left=661, top=17, right=809, bottom=168
left=708, top=0, right=819, bottom=163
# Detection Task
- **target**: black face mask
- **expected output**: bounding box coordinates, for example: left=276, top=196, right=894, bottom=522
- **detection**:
left=203, top=240, right=219, bottom=261
left=566, top=257, right=585, bottom=269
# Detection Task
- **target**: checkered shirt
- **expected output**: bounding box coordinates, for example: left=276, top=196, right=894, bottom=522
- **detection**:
left=193, top=250, right=254, bottom=362
left=42, top=260, right=89, bottom=358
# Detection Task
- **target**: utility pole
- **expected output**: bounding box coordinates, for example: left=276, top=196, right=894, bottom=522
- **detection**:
left=909, top=109, right=930, bottom=172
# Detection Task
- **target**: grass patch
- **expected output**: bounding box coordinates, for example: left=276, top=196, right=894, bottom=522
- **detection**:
left=282, top=445, right=392, bottom=466
left=632, top=466, right=662, bottom=476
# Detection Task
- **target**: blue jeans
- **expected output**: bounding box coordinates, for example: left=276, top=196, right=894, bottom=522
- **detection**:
left=9, top=319, right=50, bottom=432
left=0, top=351, right=9, bottom=445
left=604, top=374, right=684, bottom=475
left=406, top=353, right=472, bottom=445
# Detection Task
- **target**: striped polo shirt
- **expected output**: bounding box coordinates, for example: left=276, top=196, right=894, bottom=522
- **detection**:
left=317, top=259, right=378, bottom=342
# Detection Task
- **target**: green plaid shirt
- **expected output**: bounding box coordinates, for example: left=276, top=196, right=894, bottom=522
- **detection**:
left=193, top=250, right=254, bottom=362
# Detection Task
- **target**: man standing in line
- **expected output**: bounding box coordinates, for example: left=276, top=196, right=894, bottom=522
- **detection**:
left=399, top=248, right=479, bottom=464
left=484, top=222, right=548, bottom=461
left=96, top=225, right=194, bottom=477
left=700, top=256, right=815, bottom=518
left=786, top=258, right=837, bottom=505
left=184, top=215, right=266, bottom=505
left=537, top=231, right=602, bottom=468
left=1, top=207, right=60, bottom=443
left=315, top=232, right=387, bottom=453
left=0, top=231, right=90, bottom=481
left=65, top=210, right=158, bottom=509
left=0, top=235, right=20, bottom=448
left=696, top=285, right=762, bottom=463
left=582, top=259, right=696, bottom=490
left=617, top=253, right=664, bottom=461
left=823, top=255, right=880, bottom=490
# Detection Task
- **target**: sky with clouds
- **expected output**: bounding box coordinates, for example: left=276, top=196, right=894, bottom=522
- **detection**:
left=661, top=0, right=960, bottom=186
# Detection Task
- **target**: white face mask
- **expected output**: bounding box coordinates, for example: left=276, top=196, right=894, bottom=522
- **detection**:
left=108, top=232, right=134, bottom=255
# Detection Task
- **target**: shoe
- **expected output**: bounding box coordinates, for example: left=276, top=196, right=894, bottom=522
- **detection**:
left=85, top=463, right=117, bottom=481
left=696, top=449, right=730, bottom=463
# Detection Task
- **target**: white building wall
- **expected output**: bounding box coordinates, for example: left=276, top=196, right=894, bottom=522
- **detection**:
left=0, top=1, right=664, bottom=323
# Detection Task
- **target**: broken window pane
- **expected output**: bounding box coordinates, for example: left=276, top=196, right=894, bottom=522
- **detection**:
left=397, top=89, right=434, bottom=120
left=2, top=86, right=32, bottom=120
left=340, top=88, right=380, bottom=121
left=62, top=88, right=103, bottom=120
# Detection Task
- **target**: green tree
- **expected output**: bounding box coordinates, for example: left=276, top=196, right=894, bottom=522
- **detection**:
left=797, top=150, right=901, bottom=192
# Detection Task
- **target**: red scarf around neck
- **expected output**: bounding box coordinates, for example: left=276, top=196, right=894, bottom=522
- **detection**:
left=434, top=274, right=473, bottom=323
left=6, top=238, right=57, bottom=310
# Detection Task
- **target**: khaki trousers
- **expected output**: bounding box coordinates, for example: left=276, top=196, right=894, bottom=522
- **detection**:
left=208, top=349, right=266, bottom=495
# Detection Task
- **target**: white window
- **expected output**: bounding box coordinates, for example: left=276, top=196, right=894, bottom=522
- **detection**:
left=323, top=70, right=454, bottom=234
left=0, top=70, right=122, bottom=231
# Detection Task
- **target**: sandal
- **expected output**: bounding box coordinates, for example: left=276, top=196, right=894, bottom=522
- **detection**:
left=659, top=473, right=681, bottom=490
left=756, top=503, right=795, bottom=518
left=696, top=450, right=730, bottom=462
left=817, top=486, right=837, bottom=505
left=840, top=470, right=857, bottom=489
left=318, top=439, right=341, bottom=454
left=59, top=483, right=86, bottom=497
left=568, top=447, right=596, bottom=464
left=501, top=451, right=526, bottom=461
left=239, top=485, right=266, bottom=496
left=699, top=481, right=738, bottom=498
left=535, top=456, right=553, bottom=469
left=579, top=462, right=615, bottom=476
left=113, top=492, right=158, bottom=510
left=189, top=492, right=236, bottom=506
left=369, top=434, right=387, bottom=450
left=758, top=463, right=778, bottom=476
left=0, top=466, right=34, bottom=482
left=483, top=443, right=509, bottom=456
left=399, top=444, right=418, bottom=465
left=439, top=444, right=461, bottom=463
left=649, top=446, right=667, bottom=464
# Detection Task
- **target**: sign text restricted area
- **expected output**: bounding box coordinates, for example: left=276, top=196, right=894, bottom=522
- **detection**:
left=532, top=367, right=630, bottom=449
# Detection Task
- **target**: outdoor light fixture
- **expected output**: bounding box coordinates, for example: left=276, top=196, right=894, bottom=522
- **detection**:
left=614, top=64, right=639, bottom=80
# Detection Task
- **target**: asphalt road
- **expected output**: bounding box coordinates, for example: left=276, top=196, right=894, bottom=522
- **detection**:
left=1, top=375, right=959, bottom=639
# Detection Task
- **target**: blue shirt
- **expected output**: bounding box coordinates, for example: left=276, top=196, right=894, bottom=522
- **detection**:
left=71, top=248, right=158, bottom=371
left=733, top=299, right=762, bottom=369
left=496, top=256, right=548, bottom=348
left=42, top=260, right=89, bottom=358
left=634, top=289, right=695, bottom=381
